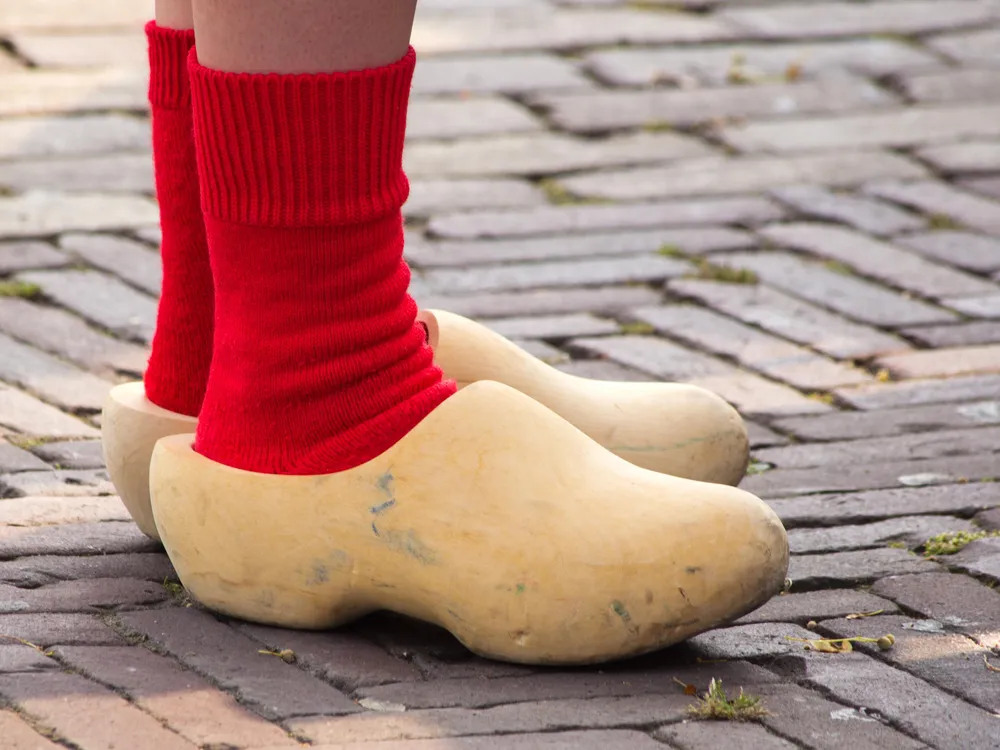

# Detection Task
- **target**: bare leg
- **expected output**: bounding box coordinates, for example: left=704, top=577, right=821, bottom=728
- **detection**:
left=155, top=0, right=194, bottom=30
left=192, top=0, right=417, bottom=74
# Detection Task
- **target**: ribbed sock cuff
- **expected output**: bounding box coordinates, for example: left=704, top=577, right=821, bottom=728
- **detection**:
left=188, top=47, right=415, bottom=227
left=146, top=21, right=196, bottom=110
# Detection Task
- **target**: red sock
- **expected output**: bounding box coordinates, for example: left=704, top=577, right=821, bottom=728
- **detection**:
left=143, top=22, right=214, bottom=418
left=188, top=48, right=455, bottom=475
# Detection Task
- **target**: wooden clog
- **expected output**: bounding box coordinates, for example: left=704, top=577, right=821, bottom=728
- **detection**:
left=104, top=311, right=748, bottom=541
left=149, top=381, right=787, bottom=665
left=419, top=309, right=749, bottom=484
left=102, top=381, right=197, bottom=539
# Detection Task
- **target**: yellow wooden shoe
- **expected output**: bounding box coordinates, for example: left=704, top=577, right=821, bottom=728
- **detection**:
left=419, top=309, right=749, bottom=484
left=149, top=381, right=787, bottom=666
left=104, top=310, right=748, bottom=541
left=102, top=382, right=197, bottom=539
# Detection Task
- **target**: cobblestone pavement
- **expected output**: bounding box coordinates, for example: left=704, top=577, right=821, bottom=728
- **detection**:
left=2, top=0, right=1000, bottom=748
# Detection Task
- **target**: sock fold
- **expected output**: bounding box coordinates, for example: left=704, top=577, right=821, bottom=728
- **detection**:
left=189, top=49, right=414, bottom=227
left=189, top=48, right=454, bottom=475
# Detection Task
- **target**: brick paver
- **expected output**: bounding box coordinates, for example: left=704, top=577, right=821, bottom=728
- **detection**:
left=1, top=1, right=999, bottom=747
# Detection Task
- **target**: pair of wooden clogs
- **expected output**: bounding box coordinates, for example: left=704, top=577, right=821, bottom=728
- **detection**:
left=103, top=310, right=787, bottom=665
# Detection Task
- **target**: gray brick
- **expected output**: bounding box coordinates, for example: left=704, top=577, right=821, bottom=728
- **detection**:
left=59, top=233, right=160, bottom=295
left=120, top=608, right=359, bottom=720
left=10, top=31, right=146, bottom=68
left=573, top=335, right=829, bottom=416
left=18, top=269, right=157, bottom=342
left=821, top=614, right=1000, bottom=712
left=0, top=521, right=160, bottom=560
left=871, top=572, right=1000, bottom=649
left=31, top=439, right=103, bottom=470
left=408, top=227, right=752, bottom=268
left=0, top=553, right=174, bottom=588
left=404, top=131, right=712, bottom=178
left=942, top=294, right=1000, bottom=318
left=0, top=69, right=145, bottom=117
left=584, top=38, right=939, bottom=88
left=774, top=401, right=1000, bottom=440
left=768, top=483, right=1000, bottom=529
left=357, top=662, right=776, bottom=709
left=657, top=720, right=798, bottom=750
left=422, top=255, right=690, bottom=294
left=877, top=344, right=1000, bottom=379
left=902, top=68, right=1000, bottom=105
left=0, top=332, right=114, bottom=412
left=54, top=645, right=295, bottom=748
left=688, top=622, right=817, bottom=660
left=788, top=515, right=975, bottom=554
left=427, top=196, right=786, bottom=240
left=722, top=104, right=1000, bottom=154
left=756, top=426, right=1000, bottom=469
left=533, top=77, right=895, bottom=134
left=0, top=613, right=120, bottom=646
left=1, top=468, right=113, bottom=497
left=0, top=241, right=67, bottom=274
left=0, top=153, right=153, bottom=194
left=792, top=647, right=999, bottom=749
left=274, top=731, right=667, bottom=750
left=634, top=304, right=871, bottom=390
left=291, top=695, right=686, bottom=744
left=0, top=496, right=129, bottom=526
left=950, top=537, right=1000, bottom=581
left=720, top=0, right=997, bottom=38
left=734, top=589, right=899, bottom=626
left=742, top=454, right=1000, bottom=498
left=0, top=297, right=148, bottom=376
left=760, top=223, right=996, bottom=299
left=927, top=26, right=1000, bottom=66
left=0, top=384, right=98, bottom=438
left=561, top=152, right=926, bottom=202
left=917, top=140, right=1000, bottom=175
left=413, top=53, right=590, bottom=95
left=0, top=645, right=57, bottom=673
left=0, top=439, right=49, bottom=473
left=0, top=578, right=165, bottom=613
left=408, top=97, right=542, bottom=140
left=788, top=548, right=940, bottom=589
left=745, top=420, right=789, bottom=449
left=895, top=230, right=1000, bottom=274
left=768, top=185, right=924, bottom=237
left=481, top=313, right=618, bottom=340
left=239, top=624, right=420, bottom=691
left=668, top=278, right=909, bottom=359
left=962, top=176, right=1000, bottom=201
left=0, top=114, right=149, bottom=160
left=755, top=682, right=925, bottom=750
left=834, top=374, right=1000, bottom=410
left=417, top=286, right=663, bottom=319
left=0, top=192, right=158, bottom=236
left=902, top=321, right=1000, bottom=348
left=866, top=179, right=1000, bottom=235
left=405, top=179, right=545, bottom=217
left=410, top=8, right=737, bottom=55
left=711, top=251, right=955, bottom=327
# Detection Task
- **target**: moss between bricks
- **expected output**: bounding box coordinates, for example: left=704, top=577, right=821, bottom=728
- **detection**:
left=923, top=530, right=1000, bottom=557
left=687, top=679, right=769, bottom=722
left=0, top=280, right=41, bottom=299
